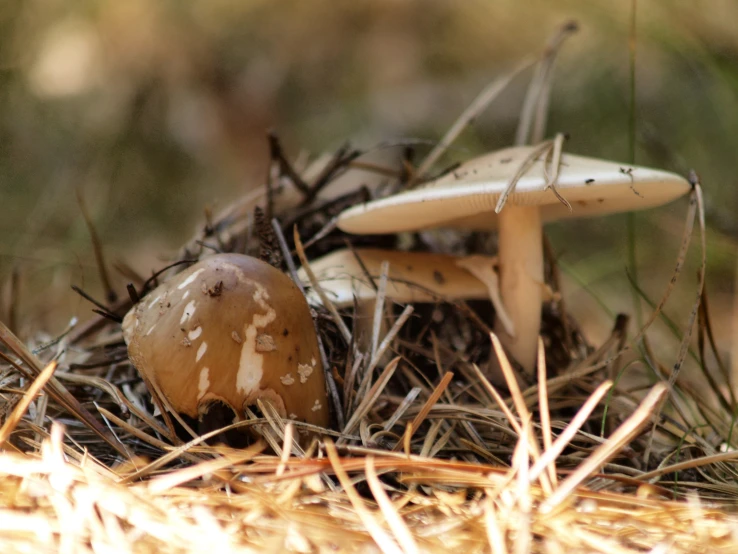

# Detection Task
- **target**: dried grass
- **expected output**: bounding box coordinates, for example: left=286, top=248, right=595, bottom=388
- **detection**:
left=1, top=26, right=737, bottom=554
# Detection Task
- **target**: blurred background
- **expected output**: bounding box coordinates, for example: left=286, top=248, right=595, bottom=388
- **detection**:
left=2, top=0, right=738, bottom=368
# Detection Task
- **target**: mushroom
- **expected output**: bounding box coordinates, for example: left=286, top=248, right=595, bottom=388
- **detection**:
left=336, top=145, right=691, bottom=373
left=122, top=253, right=329, bottom=431
left=298, top=247, right=508, bottom=364
left=297, top=248, right=499, bottom=308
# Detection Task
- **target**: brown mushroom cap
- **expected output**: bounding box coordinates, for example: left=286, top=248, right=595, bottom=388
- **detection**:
left=122, top=254, right=329, bottom=428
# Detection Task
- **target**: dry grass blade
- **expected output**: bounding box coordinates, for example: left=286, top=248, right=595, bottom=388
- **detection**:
left=483, top=498, right=508, bottom=554
left=147, top=442, right=263, bottom=494
left=542, top=133, right=572, bottom=211
left=339, top=357, right=401, bottom=442
left=392, top=371, right=453, bottom=452
left=95, top=407, right=196, bottom=463
left=637, top=448, right=738, bottom=484
left=512, top=415, right=532, bottom=554
left=383, top=387, right=421, bottom=431
left=628, top=180, right=699, bottom=348
left=541, top=383, right=668, bottom=513
left=0, top=361, right=57, bottom=446
left=57, top=372, right=174, bottom=441
left=293, top=225, right=352, bottom=343
left=470, top=360, right=553, bottom=493
left=365, top=456, right=419, bottom=554
left=367, top=304, right=414, bottom=373
left=325, top=439, right=403, bottom=554
left=528, top=380, right=613, bottom=483
left=118, top=421, right=265, bottom=484
left=0, top=320, right=129, bottom=457
left=490, top=332, right=551, bottom=493
left=76, top=187, right=117, bottom=304
left=494, top=140, right=553, bottom=213
left=371, top=260, right=391, bottom=361
left=276, top=422, right=294, bottom=477
left=536, top=338, right=557, bottom=488
left=489, top=333, right=528, bottom=420
left=515, top=20, right=578, bottom=145
left=645, top=177, right=706, bottom=466
left=414, top=56, right=535, bottom=181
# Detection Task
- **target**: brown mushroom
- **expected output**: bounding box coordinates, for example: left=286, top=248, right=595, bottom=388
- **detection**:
left=122, top=253, right=329, bottom=430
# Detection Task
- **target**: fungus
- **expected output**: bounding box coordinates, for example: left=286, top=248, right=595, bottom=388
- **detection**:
left=297, top=248, right=499, bottom=307
left=337, top=146, right=690, bottom=373
left=298, top=248, right=513, bottom=363
left=122, top=253, right=329, bottom=432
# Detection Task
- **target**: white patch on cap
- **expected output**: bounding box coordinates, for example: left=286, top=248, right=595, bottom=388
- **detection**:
left=288, top=413, right=297, bottom=420
left=179, top=299, right=196, bottom=325
left=182, top=290, right=190, bottom=300
left=188, top=326, right=202, bottom=341
left=297, top=363, right=313, bottom=384
left=311, top=400, right=322, bottom=412
left=196, top=342, right=208, bottom=362
left=177, top=268, right=206, bottom=290
left=231, top=331, right=242, bottom=344
left=197, top=367, right=210, bottom=401
left=280, top=373, right=295, bottom=386
left=237, top=281, right=277, bottom=394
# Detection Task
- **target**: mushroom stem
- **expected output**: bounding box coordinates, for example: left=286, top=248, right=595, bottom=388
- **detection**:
left=497, top=204, right=543, bottom=374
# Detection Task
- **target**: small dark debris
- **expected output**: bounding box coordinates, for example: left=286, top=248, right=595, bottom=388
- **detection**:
left=433, top=270, right=445, bottom=285
left=585, top=178, right=595, bottom=184
left=205, top=280, right=224, bottom=297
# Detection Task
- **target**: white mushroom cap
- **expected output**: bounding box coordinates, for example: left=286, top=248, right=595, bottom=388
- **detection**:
left=297, top=248, right=496, bottom=308
left=336, top=146, right=690, bottom=374
left=337, top=145, right=691, bottom=234
left=122, top=254, right=329, bottom=428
